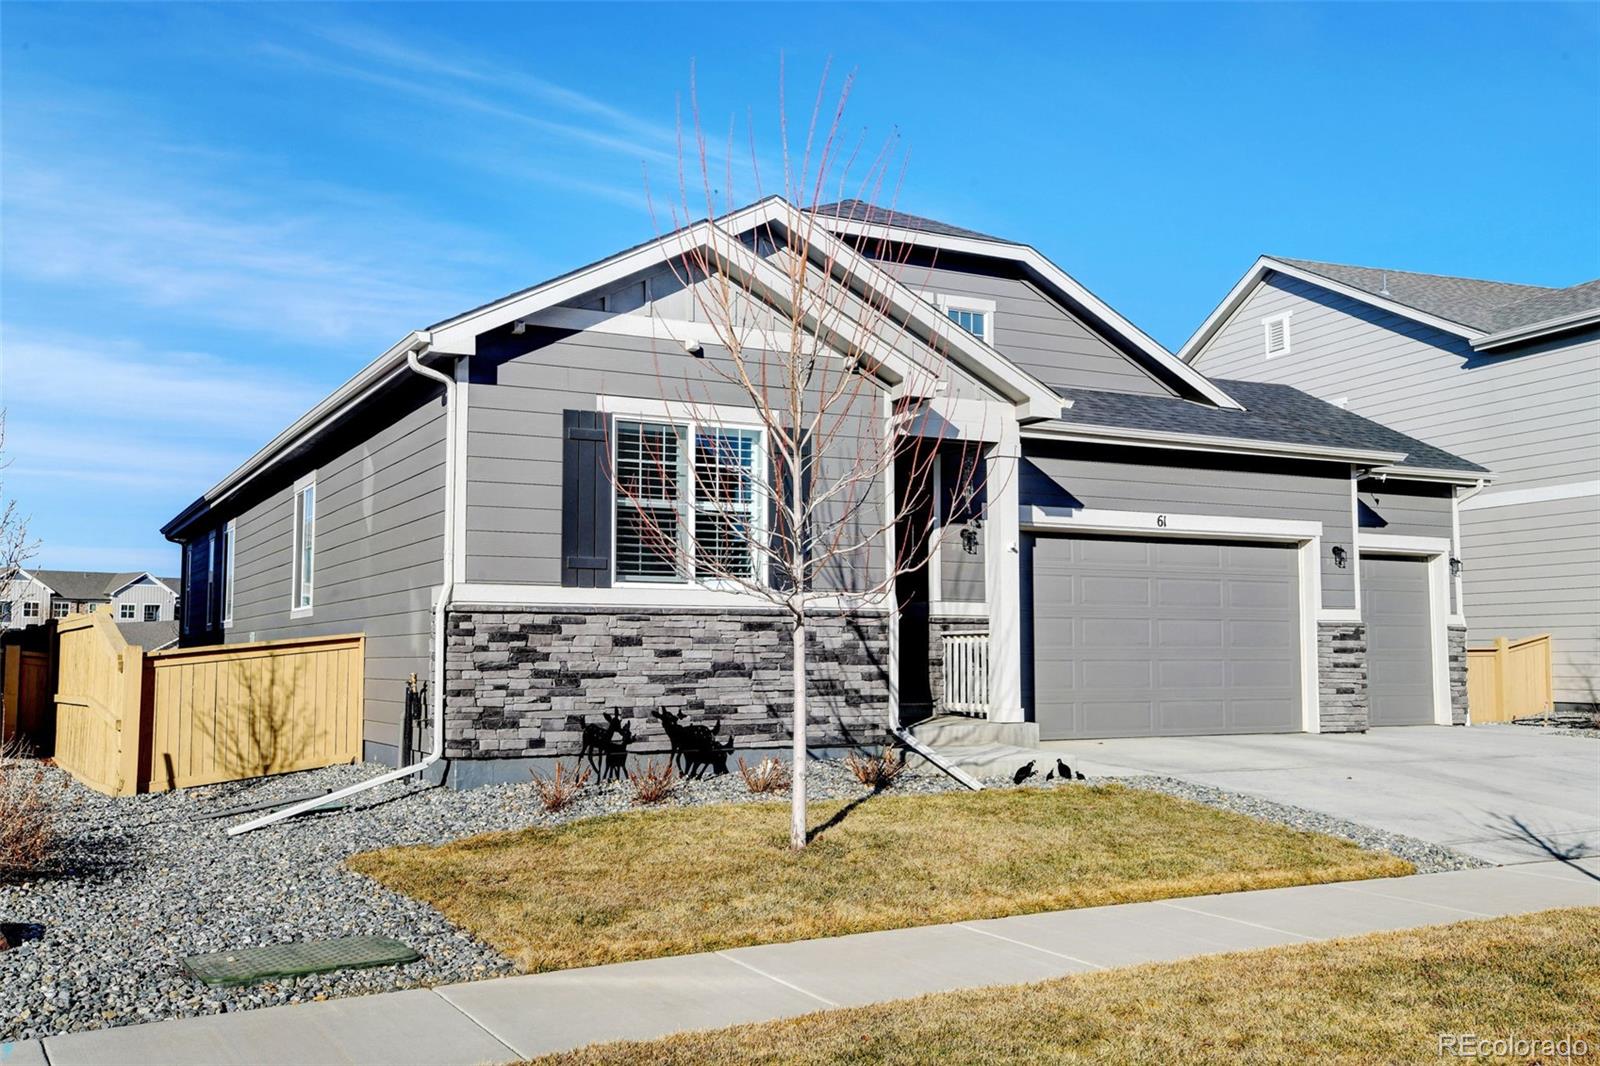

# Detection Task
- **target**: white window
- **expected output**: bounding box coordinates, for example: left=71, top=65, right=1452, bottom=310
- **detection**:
left=1262, top=313, right=1291, bottom=357
left=222, top=519, right=236, bottom=626
left=144, top=604, right=160, bottom=622
left=613, top=419, right=764, bottom=584
left=0, top=602, right=10, bottom=623
left=292, top=477, right=315, bottom=612
left=23, top=601, right=39, bottom=620
left=52, top=600, right=71, bottom=619
left=119, top=603, right=135, bottom=620
left=926, top=293, right=996, bottom=345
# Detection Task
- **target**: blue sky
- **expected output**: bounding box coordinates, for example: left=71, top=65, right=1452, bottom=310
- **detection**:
left=2, top=2, right=1596, bottom=575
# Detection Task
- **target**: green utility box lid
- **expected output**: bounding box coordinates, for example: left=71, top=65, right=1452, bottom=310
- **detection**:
left=183, top=935, right=420, bottom=986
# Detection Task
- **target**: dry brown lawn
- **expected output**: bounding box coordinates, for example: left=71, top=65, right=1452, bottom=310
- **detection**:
left=534, top=907, right=1600, bottom=1065
left=348, top=783, right=1409, bottom=973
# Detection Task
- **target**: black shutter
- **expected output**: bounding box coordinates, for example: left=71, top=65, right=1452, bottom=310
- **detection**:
left=562, top=409, right=613, bottom=588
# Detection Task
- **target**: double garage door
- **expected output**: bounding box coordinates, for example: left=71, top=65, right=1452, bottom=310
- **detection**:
left=1031, top=535, right=1302, bottom=740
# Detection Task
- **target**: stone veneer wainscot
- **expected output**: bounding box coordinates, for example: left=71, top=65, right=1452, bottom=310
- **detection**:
left=1318, top=621, right=1369, bottom=732
left=443, top=605, right=891, bottom=759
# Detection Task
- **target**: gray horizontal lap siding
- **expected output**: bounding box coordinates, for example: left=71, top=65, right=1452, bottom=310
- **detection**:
left=468, top=326, right=887, bottom=591
left=222, top=378, right=447, bottom=760
left=1193, top=272, right=1599, bottom=702
left=1358, top=480, right=1453, bottom=540
left=1021, top=443, right=1355, bottom=608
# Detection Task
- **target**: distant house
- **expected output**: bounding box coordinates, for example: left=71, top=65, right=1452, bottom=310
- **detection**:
left=2, top=570, right=181, bottom=647
left=1182, top=258, right=1599, bottom=711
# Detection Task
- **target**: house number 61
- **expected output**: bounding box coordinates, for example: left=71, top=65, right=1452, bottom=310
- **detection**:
left=1156, top=515, right=1168, bottom=527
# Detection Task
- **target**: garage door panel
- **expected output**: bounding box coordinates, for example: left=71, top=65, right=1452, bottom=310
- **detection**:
left=1032, top=535, right=1302, bottom=740
left=1081, top=618, right=1152, bottom=648
left=1158, top=578, right=1224, bottom=608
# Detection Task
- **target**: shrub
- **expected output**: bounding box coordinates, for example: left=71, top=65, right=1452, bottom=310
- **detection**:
left=0, top=740, right=58, bottom=883
left=628, top=758, right=678, bottom=806
left=738, top=757, right=791, bottom=794
left=531, top=762, right=591, bottom=813
left=844, top=749, right=906, bottom=790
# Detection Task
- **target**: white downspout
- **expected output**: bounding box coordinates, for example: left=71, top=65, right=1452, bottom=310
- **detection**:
left=230, top=335, right=452, bottom=835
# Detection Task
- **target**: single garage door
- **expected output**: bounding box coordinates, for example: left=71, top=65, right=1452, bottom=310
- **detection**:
left=1030, top=535, right=1302, bottom=740
left=1361, top=554, right=1435, bottom=725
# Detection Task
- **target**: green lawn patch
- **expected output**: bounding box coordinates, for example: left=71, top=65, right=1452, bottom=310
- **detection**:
left=349, top=783, right=1410, bottom=973
left=535, top=907, right=1600, bottom=1065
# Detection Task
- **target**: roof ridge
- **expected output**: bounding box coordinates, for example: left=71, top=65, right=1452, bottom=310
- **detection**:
left=1273, top=257, right=1560, bottom=299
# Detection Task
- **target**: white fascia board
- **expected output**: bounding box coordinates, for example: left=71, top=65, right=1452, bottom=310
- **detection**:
left=1367, top=465, right=1495, bottom=486
left=1460, top=479, right=1597, bottom=511
left=1022, top=420, right=1407, bottom=466
left=1471, top=307, right=1600, bottom=351
left=1358, top=533, right=1451, bottom=555
left=818, top=215, right=1244, bottom=411
left=1180, top=258, right=1483, bottom=364
left=1022, top=505, right=1322, bottom=542
left=14, top=569, right=57, bottom=596
left=105, top=571, right=173, bottom=599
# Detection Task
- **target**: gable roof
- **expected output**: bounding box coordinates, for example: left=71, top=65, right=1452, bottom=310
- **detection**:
left=24, top=570, right=178, bottom=601
left=114, top=619, right=179, bottom=652
left=1181, top=256, right=1600, bottom=362
left=1033, top=379, right=1488, bottom=479
left=813, top=201, right=1246, bottom=411
left=810, top=199, right=1013, bottom=243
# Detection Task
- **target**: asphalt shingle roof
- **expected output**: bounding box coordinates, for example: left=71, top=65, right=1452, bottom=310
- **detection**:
left=114, top=620, right=179, bottom=651
left=26, top=570, right=180, bottom=601
left=1051, top=379, right=1488, bottom=474
left=810, top=199, right=1011, bottom=244
left=1274, top=258, right=1599, bottom=335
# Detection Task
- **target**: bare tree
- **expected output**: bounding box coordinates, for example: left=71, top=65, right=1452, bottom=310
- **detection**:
left=613, top=67, right=992, bottom=849
left=0, top=415, right=37, bottom=627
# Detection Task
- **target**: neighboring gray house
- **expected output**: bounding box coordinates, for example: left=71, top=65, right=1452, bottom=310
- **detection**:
left=1181, top=258, right=1598, bottom=712
left=2, top=569, right=180, bottom=636
left=161, top=199, right=1487, bottom=783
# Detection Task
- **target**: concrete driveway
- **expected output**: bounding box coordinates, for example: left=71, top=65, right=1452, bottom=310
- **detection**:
left=1041, top=726, right=1599, bottom=866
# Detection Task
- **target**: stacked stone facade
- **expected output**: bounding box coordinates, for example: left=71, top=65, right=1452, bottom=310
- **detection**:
left=1448, top=625, right=1468, bottom=725
left=927, top=615, right=989, bottom=717
left=1317, top=622, right=1369, bottom=732
left=443, top=605, right=890, bottom=761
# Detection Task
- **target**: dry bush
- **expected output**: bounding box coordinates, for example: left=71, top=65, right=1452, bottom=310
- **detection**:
left=0, top=739, right=58, bottom=882
left=738, top=757, right=791, bottom=794
left=844, top=749, right=906, bottom=790
left=532, top=762, right=591, bottom=813
left=628, top=759, right=678, bottom=806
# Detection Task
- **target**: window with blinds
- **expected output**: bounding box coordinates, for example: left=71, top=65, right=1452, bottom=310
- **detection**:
left=614, top=418, right=763, bottom=583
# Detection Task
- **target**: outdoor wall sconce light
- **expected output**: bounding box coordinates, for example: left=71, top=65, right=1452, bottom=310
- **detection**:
left=1331, top=545, right=1348, bottom=569
left=961, top=522, right=981, bottom=555
left=1450, top=556, right=1463, bottom=577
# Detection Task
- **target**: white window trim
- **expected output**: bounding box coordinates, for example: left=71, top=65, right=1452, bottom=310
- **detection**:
left=119, top=603, right=136, bottom=620
left=1261, top=312, right=1291, bottom=358
left=22, top=600, right=40, bottom=620
left=222, top=519, right=236, bottom=627
left=290, top=474, right=316, bottom=617
left=607, top=405, right=768, bottom=590
left=922, top=292, right=997, bottom=345
left=145, top=604, right=161, bottom=622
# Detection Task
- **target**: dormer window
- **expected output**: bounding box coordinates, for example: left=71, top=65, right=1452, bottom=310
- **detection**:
left=1262, top=313, right=1291, bottom=357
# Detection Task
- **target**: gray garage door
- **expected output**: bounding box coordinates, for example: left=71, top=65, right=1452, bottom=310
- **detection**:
left=1030, top=535, right=1302, bottom=740
left=1361, top=554, right=1435, bottom=726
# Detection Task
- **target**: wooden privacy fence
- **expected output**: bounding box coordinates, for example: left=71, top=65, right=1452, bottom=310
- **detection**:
left=2, top=642, right=53, bottom=751
left=50, top=609, right=364, bottom=796
left=1467, top=633, right=1554, bottom=724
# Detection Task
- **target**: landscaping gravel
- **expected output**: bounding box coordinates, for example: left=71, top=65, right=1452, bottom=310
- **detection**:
left=0, top=758, right=965, bottom=1041
left=1114, top=775, right=1486, bottom=874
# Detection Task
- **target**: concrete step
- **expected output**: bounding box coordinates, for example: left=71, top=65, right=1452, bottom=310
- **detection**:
left=907, top=715, right=1039, bottom=748
left=905, top=741, right=1054, bottom=782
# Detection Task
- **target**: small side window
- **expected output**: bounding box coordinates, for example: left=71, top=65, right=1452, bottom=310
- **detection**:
left=119, top=603, right=136, bottom=620
left=292, top=477, right=315, bottom=612
left=1262, top=313, right=1291, bottom=357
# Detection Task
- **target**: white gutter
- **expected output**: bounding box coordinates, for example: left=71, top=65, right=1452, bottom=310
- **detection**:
left=230, top=335, right=453, bottom=836
left=890, top=724, right=984, bottom=791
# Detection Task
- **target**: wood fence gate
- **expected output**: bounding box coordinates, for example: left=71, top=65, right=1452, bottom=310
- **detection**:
left=1466, top=633, right=1554, bottom=724
left=3, top=642, right=56, bottom=752
left=48, top=609, right=365, bottom=796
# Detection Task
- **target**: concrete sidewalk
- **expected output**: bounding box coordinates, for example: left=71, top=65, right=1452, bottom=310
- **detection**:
left=8, top=859, right=1598, bottom=1066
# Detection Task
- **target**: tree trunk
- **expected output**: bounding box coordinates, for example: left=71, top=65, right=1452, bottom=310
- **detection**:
left=790, top=613, right=807, bottom=850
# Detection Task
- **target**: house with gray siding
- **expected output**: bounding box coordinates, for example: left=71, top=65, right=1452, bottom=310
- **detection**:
left=1181, top=258, right=1598, bottom=713
left=161, top=199, right=1488, bottom=784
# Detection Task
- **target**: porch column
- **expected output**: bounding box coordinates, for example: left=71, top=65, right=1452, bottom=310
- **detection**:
left=985, top=420, right=1024, bottom=722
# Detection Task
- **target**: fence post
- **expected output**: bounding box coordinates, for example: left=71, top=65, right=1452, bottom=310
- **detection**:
left=2, top=644, right=17, bottom=744
left=117, top=644, right=146, bottom=796
left=1492, top=637, right=1512, bottom=720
